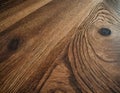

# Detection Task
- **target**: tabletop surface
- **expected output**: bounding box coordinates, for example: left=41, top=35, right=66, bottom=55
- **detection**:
left=0, top=0, right=120, bottom=93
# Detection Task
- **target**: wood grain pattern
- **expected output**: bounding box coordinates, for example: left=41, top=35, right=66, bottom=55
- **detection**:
left=0, top=0, right=120, bottom=93
left=68, top=2, right=120, bottom=92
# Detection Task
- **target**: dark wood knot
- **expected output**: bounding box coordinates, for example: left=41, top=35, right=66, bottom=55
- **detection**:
left=98, top=28, right=111, bottom=36
left=7, top=38, right=20, bottom=51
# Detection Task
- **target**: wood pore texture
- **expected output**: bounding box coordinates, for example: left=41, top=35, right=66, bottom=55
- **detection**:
left=0, top=0, right=120, bottom=93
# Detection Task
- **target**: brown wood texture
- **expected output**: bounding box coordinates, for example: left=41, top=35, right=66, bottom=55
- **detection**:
left=0, top=0, right=120, bottom=93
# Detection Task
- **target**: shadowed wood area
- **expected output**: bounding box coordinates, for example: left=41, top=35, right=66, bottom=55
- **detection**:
left=0, top=0, right=120, bottom=93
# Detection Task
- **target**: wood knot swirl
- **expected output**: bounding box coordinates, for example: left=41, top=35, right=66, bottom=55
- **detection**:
left=68, top=2, right=120, bottom=93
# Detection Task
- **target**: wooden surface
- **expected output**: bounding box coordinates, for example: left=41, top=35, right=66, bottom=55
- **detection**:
left=0, top=0, right=120, bottom=93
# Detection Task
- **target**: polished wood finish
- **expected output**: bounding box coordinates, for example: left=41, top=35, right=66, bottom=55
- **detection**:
left=0, top=0, right=120, bottom=93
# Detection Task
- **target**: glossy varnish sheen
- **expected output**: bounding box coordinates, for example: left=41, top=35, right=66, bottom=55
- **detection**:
left=0, top=0, right=120, bottom=93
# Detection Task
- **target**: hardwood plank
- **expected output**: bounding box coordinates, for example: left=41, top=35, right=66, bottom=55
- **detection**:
left=0, top=0, right=52, bottom=32
left=0, top=0, right=120, bottom=93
